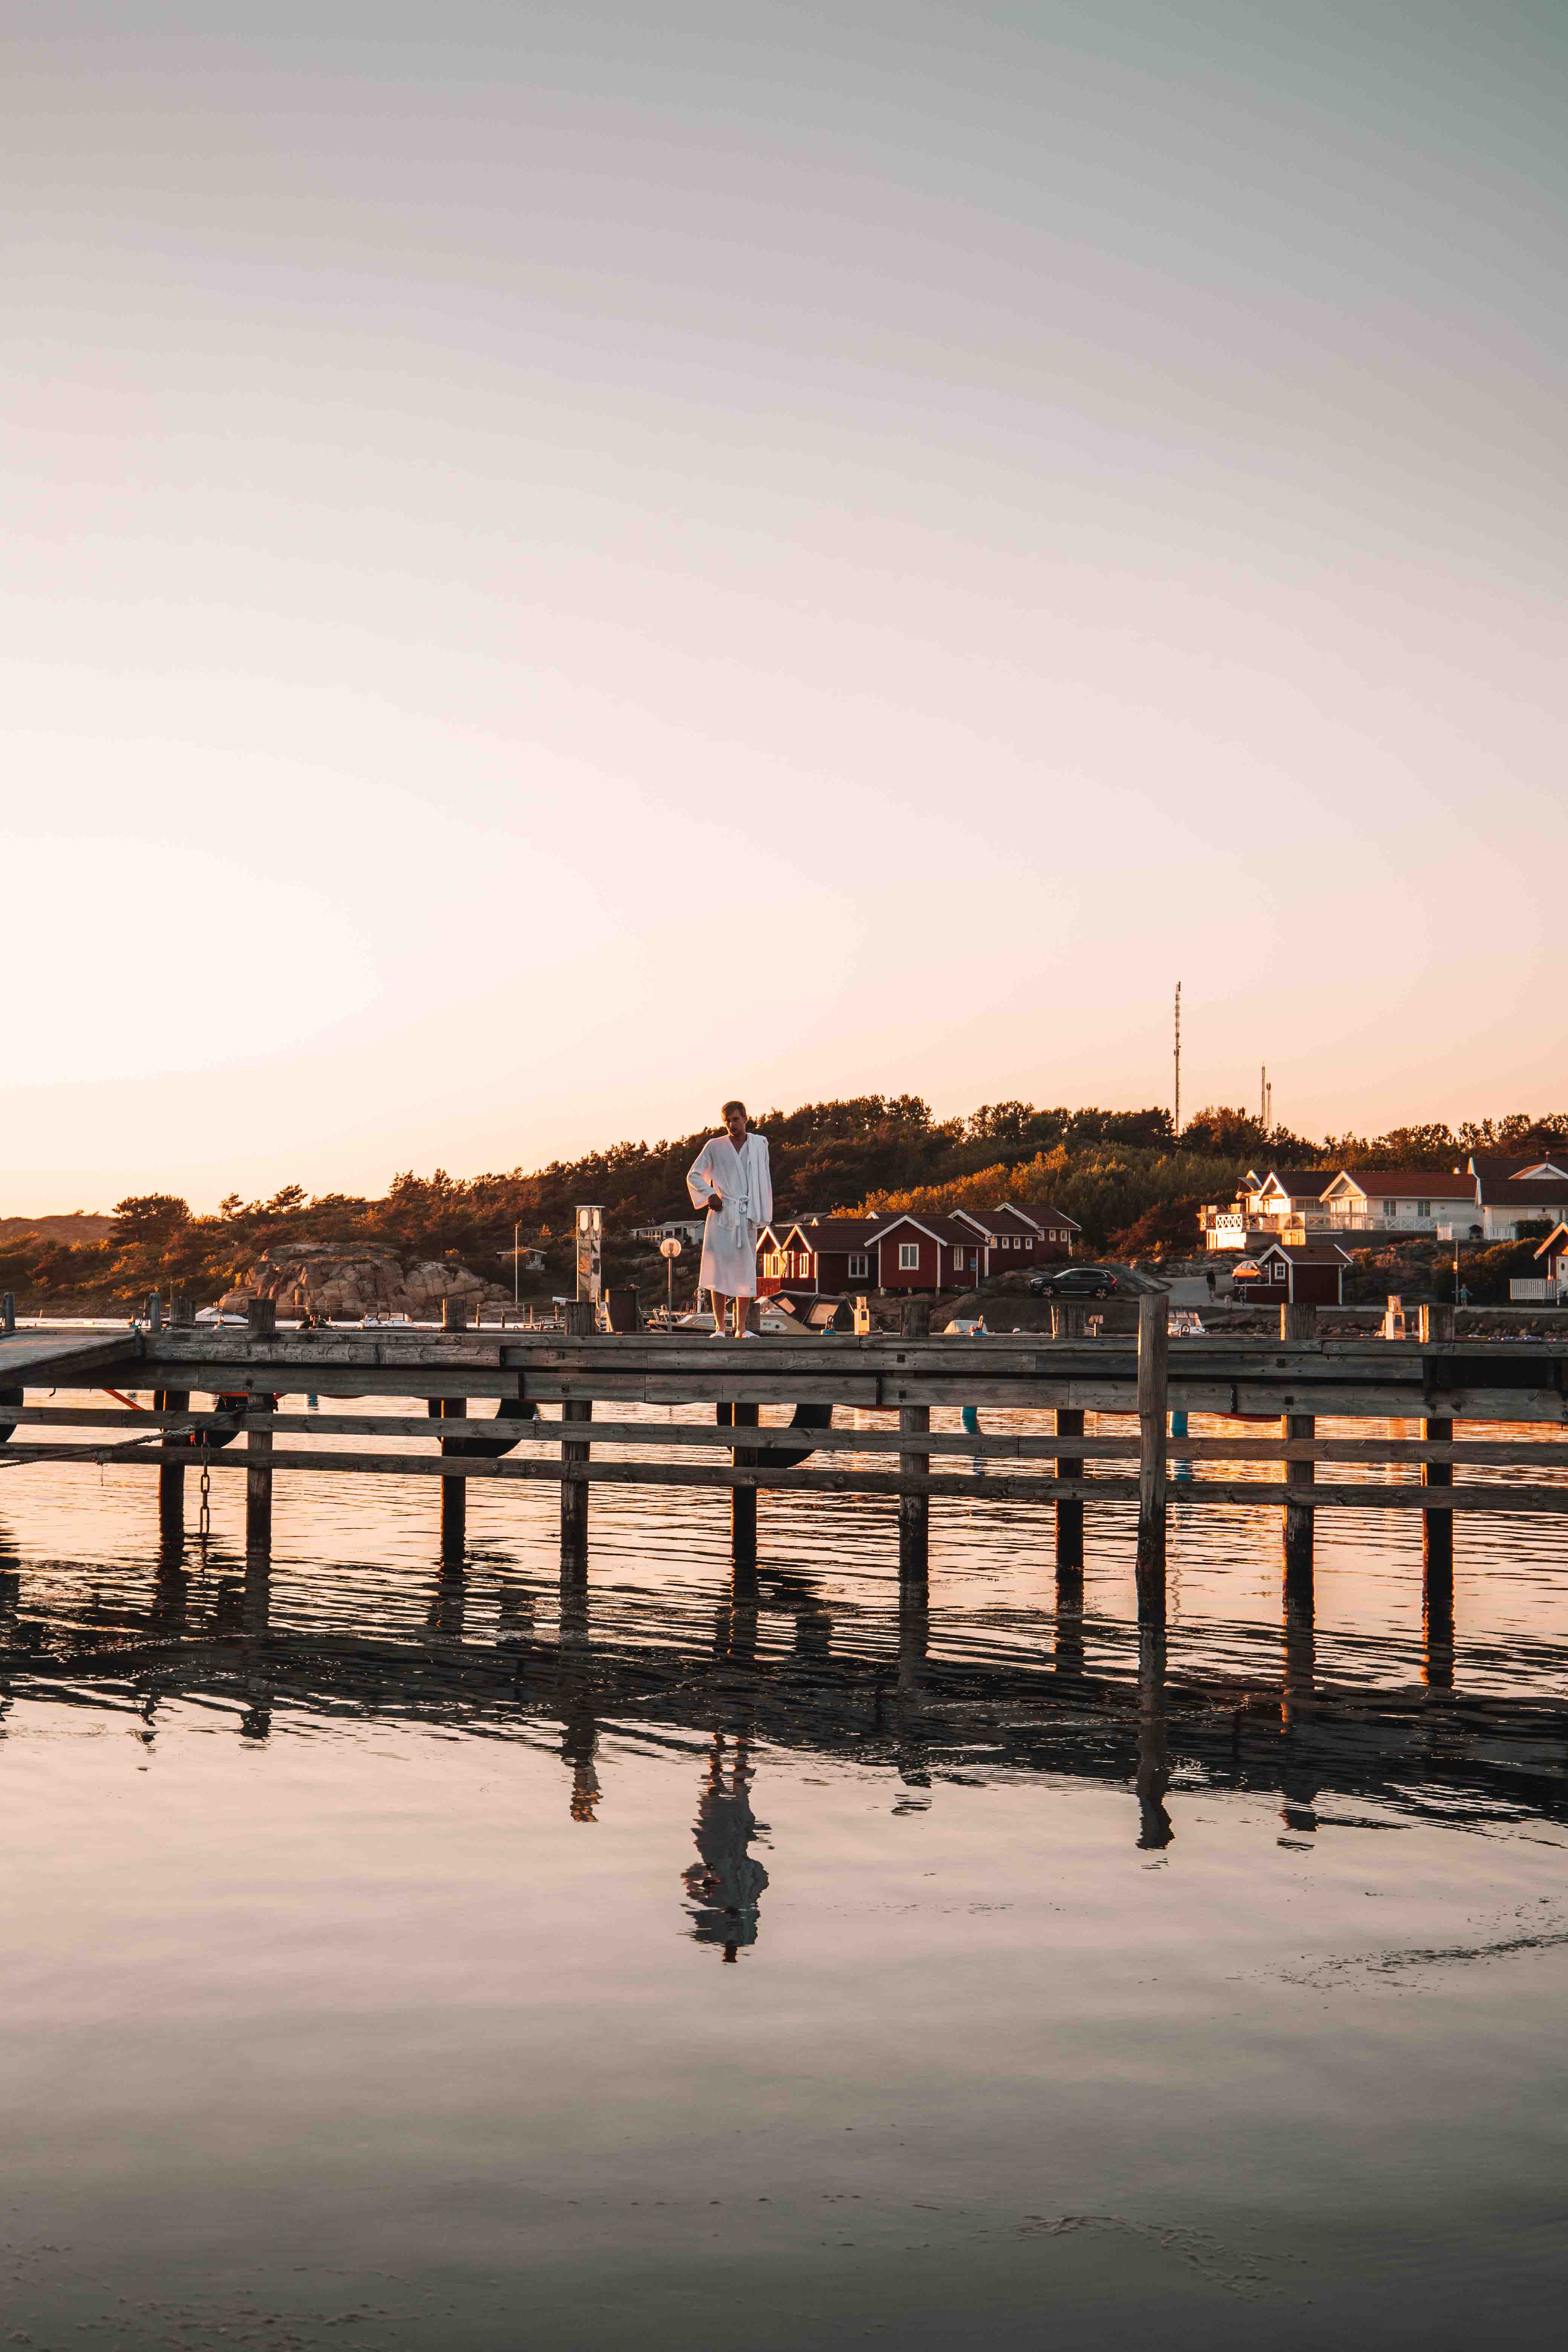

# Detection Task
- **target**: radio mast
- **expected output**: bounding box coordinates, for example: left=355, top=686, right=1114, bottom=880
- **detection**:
left=1173, top=981, right=1182, bottom=1137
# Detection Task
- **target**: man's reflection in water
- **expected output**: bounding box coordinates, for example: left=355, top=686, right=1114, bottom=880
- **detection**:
left=683, top=1733, right=770, bottom=1962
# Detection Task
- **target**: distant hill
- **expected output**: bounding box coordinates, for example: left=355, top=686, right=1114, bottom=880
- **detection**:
left=0, top=1211, right=114, bottom=1243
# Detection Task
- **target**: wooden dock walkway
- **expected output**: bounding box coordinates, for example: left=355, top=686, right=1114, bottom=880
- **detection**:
left=0, top=1299, right=1564, bottom=1637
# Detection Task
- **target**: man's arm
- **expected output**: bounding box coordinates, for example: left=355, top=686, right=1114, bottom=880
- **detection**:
left=753, top=1136, right=773, bottom=1227
left=687, top=1142, right=722, bottom=1214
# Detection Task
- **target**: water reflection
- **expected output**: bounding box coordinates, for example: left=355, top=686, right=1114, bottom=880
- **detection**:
left=682, top=1732, right=770, bottom=1960
left=0, top=1494, right=1566, bottom=1931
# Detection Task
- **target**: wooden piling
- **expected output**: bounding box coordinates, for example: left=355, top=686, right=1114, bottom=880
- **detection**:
left=1, top=1292, right=14, bottom=1334
left=899, top=1298, right=932, bottom=1579
left=1280, top=1311, right=1317, bottom=1734
left=560, top=1300, right=594, bottom=1560
left=245, top=1394, right=274, bottom=1558
left=1135, top=1291, right=1168, bottom=1610
left=1420, top=1302, right=1455, bottom=1685
left=439, top=1396, right=467, bottom=1561
left=246, top=1296, right=276, bottom=1339
left=155, top=1387, right=189, bottom=1543
left=435, top=1290, right=472, bottom=1558
left=731, top=1399, right=759, bottom=1571
left=1280, top=1302, right=1317, bottom=1596
left=1051, top=1301, right=1086, bottom=1571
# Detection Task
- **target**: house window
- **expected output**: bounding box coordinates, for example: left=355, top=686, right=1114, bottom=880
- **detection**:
left=848, top=1254, right=869, bottom=1279
left=899, top=1243, right=920, bottom=1270
left=1382, top=1200, right=1398, bottom=1218
left=1417, top=1200, right=1430, bottom=1218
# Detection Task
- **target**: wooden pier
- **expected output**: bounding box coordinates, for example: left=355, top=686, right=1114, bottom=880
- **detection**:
left=2, top=1297, right=1565, bottom=1639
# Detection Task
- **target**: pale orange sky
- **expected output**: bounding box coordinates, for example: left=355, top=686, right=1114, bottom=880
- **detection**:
left=4, top=3, right=1563, bottom=1212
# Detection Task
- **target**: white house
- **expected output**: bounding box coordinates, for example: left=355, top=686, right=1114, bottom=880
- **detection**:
left=1318, top=1169, right=1479, bottom=1236
left=1200, top=1168, right=1338, bottom=1252
left=1467, top=1155, right=1568, bottom=1243
left=632, top=1217, right=706, bottom=1246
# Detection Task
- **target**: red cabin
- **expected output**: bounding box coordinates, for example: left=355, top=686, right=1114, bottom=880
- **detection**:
left=757, top=1219, right=884, bottom=1297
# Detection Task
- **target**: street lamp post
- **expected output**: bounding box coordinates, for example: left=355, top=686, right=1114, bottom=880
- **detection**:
left=659, top=1236, right=682, bottom=1328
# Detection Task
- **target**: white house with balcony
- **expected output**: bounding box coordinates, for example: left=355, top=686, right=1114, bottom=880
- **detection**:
left=1467, top=1155, right=1568, bottom=1243
left=1200, top=1168, right=1335, bottom=1252
left=1318, top=1169, right=1479, bottom=1236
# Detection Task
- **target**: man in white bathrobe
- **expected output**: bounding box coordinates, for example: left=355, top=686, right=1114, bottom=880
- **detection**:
left=687, top=1101, right=773, bottom=1337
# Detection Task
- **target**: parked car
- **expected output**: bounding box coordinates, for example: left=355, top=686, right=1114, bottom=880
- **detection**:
left=1029, top=1264, right=1121, bottom=1300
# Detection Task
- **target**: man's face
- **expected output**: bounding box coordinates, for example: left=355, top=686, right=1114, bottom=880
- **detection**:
left=724, top=1105, right=747, bottom=1144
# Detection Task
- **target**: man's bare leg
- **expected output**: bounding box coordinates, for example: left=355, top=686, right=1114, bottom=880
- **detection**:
left=712, top=1292, right=731, bottom=1335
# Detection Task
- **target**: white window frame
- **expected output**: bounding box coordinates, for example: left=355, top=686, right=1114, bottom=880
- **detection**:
left=1416, top=1200, right=1430, bottom=1218
left=898, top=1242, right=920, bottom=1270
left=848, top=1253, right=869, bottom=1279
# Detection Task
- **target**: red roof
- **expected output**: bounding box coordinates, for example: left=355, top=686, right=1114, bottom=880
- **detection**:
left=953, top=1202, right=1080, bottom=1237
left=775, top=1218, right=885, bottom=1253
left=872, top=1213, right=978, bottom=1247
left=1250, top=1240, right=1353, bottom=1265
left=1325, top=1169, right=1476, bottom=1198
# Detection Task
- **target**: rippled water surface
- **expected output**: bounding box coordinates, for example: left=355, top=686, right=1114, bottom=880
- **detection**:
left=2, top=1394, right=1566, bottom=2349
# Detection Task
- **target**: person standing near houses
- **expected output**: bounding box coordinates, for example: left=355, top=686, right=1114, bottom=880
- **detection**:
left=688, top=1100, right=773, bottom=1337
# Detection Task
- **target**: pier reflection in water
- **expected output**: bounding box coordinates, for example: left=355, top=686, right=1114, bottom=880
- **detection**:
left=0, top=1410, right=1566, bottom=2350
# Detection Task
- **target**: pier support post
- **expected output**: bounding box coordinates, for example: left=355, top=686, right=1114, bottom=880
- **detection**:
left=899, top=1298, right=931, bottom=1581
left=560, top=1300, right=593, bottom=1563
left=1279, top=1317, right=1316, bottom=1740
left=1135, top=1291, right=1168, bottom=1615
left=731, top=1400, right=759, bottom=1572
left=1051, top=1302, right=1086, bottom=1573
left=245, top=1394, right=274, bottom=1559
left=438, top=1302, right=470, bottom=1562
left=1280, top=1303, right=1317, bottom=1600
left=438, top=1398, right=468, bottom=1561
left=1420, top=1302, right=1455, bottom=1686
left=156, top=1388, right=189, bottom=1544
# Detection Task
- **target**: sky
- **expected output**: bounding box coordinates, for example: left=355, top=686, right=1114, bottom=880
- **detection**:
left=3, top=1, right=1563, bottom=1211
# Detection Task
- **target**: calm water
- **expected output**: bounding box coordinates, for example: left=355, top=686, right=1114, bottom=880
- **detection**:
left=2, top=1395, right=1566, bottom=2349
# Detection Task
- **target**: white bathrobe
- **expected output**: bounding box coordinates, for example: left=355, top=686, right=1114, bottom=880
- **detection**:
left=687, top=1131, right=773, bottom=1298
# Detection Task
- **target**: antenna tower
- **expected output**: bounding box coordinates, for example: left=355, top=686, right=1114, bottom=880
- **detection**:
left=1173, top=981, right=1182, bottom=1137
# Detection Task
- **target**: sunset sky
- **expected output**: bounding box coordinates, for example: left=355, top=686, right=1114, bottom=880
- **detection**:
left=5, top=2, right=1563, bottom=1212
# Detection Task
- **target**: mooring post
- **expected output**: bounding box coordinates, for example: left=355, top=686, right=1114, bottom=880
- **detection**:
left=1135, top=1291, right=1169, bottom=1611
left=1051, top=1300, right=1086, bottom=1574
left=731, top=1399, right=760, bottom=1571
left=156, top=1387, right=190, bottom=1543
left=439, top=1299, right=469, bottom=1560
left=1, top=1292, right=14, bottom=1334
left=172, top=1290, right=194, bottom=1330
left=247, top=1295, right=277, bottom=1339
left=1280, top=1302, right=1317, bottom=1598
left=1419, top=1301, right=1455, bottom=1686
left=560, top=1298, right=594, bottom=1562
left=245, top=1393, right=274, bottom=1559
left=899, top=1297, right=931, bottom=1580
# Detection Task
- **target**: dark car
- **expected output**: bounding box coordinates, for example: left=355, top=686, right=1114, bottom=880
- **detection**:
left=1029, top=1264, right=1120, bottom=1300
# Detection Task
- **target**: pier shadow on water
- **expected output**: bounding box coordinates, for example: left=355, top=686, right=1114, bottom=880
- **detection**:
left=0, top=1447, right=1566, bottom=2349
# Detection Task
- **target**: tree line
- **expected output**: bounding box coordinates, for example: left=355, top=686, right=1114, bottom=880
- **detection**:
left=3, top=1096, right=1565, bottom=1311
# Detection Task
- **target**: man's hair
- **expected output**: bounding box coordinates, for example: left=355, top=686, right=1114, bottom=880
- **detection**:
left=721, top=1099, right=746, bottom=1119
